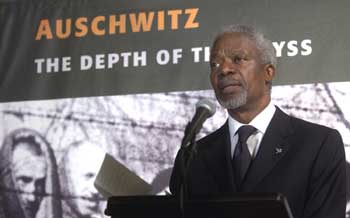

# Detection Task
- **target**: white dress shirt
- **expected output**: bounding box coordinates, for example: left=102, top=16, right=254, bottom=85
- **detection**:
left=228, top=101, right=276, bottom=159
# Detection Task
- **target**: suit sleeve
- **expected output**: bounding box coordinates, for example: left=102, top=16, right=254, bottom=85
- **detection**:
left=169, top=148, right=184, bottom=196
left=303, top=129, right=346, bottom=218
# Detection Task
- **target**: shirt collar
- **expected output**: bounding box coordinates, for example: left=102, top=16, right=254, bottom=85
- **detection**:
left=228, top=101, right=276, bottom=136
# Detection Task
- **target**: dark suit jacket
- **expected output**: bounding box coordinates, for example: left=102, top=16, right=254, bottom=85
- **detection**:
left=170, top=107, right=346, bottom=218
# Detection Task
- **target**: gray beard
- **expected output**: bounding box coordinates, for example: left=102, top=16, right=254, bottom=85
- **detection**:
left=217, top=89, right=247, bottom=110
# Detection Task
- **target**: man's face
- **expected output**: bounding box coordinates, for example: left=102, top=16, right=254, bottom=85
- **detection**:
left=12, top=143, right=46, bottom=218
left=210, top=32, right=273, bottom=111
left=68, top=142, right=105, bottom=218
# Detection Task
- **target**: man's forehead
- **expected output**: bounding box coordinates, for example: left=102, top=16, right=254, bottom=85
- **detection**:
left=211, top=48, right=248, bottom=57
left=211, top=33, right=258, bottom=58
left=214, top=32, right=245, bottom=43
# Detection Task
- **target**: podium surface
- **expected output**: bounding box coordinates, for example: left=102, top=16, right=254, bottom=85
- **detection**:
left=106, top=193, right=294, bottom=218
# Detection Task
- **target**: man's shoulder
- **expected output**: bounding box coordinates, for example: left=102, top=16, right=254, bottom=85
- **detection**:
left=289, top=113, right=337, bottom=135
left=276, top=107, right=342, bottom=143
left=275, top=107, right=336, bottom=133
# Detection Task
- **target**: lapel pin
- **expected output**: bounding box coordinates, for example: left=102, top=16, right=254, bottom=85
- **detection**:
left=275, top=147, right=283, bottom=155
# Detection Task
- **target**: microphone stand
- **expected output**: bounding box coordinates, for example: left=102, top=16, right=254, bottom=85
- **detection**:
left=179, top=124, right=199, bottom=218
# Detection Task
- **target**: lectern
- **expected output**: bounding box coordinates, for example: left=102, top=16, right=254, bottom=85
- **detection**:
left=105, top=193, right=294, bottom=218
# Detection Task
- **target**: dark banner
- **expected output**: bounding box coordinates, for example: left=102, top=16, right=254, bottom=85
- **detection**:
left=1, top=0, right=349, bottom=102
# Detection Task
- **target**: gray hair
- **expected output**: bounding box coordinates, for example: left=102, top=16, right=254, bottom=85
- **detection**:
left=213, top=24, right=277, bottom=68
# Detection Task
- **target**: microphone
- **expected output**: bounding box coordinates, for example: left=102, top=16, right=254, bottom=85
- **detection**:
left=181, top=99, right=216, bottom=148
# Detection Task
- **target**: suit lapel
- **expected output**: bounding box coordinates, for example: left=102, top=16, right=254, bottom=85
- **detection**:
left=241, top=107, right=295, bottom=191
left=199, top=122, right=237, bottom=194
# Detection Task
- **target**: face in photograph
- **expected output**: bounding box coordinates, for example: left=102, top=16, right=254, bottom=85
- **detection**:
left=12, top=142, right=47, bottom=218
left=65, top=141, right=105, bottom=218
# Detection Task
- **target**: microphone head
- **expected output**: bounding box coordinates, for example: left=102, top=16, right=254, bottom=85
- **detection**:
left=195, top=99, right=216, bottom=117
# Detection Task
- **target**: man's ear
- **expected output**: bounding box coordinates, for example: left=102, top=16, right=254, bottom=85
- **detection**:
left=264, top=64, right=275, bottom=85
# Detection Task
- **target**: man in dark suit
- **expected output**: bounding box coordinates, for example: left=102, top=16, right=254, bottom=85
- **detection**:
left=170, top=25, right=346, bottom=218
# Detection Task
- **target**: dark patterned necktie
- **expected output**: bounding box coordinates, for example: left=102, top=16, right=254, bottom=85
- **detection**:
left=233, top=125, right=257, bottom=189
